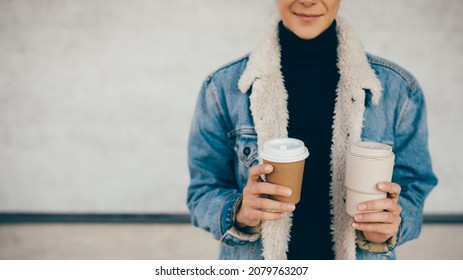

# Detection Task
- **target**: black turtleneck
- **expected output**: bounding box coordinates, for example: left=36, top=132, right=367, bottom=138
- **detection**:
left=279, top=21, right=338, bottom=260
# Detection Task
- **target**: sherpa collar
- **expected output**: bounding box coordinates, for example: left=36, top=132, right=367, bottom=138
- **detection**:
left=238, top=17, right=383, bottom=260
left=238, top=17, right=382, bottom=101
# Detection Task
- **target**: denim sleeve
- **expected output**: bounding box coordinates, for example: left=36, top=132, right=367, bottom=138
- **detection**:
left=393, top=85, right=438, bottom=246
left=187, top=79, right=259, bottom=245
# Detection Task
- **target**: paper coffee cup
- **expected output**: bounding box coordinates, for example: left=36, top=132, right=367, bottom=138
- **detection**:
left=260, top=138, right=309, bottom=204
left=345, top=141, right=395, bottom=216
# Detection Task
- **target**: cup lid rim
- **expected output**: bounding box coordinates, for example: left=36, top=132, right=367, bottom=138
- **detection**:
left=349, top=141, right=393, bottom=158
left=260, top=138, right=310, bottom=163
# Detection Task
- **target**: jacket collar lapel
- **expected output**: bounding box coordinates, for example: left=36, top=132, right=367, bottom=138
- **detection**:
left=238, top=16, right=382, bottom=101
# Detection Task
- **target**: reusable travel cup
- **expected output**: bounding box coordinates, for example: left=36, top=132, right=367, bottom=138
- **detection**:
left=344, top=141, right=395, bottom=216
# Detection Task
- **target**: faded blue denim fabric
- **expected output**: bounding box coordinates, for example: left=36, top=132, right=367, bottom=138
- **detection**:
left=187, top=54, right=438, bottom=260
left=355, top=246, right=396, bottom=260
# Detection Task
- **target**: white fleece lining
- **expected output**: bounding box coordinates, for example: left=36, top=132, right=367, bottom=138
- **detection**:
left=238, top=16, right=383, bottom=260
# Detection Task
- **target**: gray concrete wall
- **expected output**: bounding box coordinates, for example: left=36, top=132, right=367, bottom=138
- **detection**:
left=0, top=0, right=462, bottom=214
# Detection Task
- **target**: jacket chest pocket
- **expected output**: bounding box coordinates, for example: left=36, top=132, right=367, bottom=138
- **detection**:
left=234, top=133, right=259, bottom=187
left=235, top=134, right=258, bottom=166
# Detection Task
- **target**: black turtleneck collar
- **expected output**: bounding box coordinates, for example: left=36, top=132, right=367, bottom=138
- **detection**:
left=279, top=20, right=338, bottom=65
left=279, top=20, right=339, bottom=261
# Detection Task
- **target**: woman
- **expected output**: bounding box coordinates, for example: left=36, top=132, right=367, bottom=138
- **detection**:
left=187, top=0, right=437, bottom=260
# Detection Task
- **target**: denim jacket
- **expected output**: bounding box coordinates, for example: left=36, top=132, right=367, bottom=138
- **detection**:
left=187, top=17, right=437, bottom=260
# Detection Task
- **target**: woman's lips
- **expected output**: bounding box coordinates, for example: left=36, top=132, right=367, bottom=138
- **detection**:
left=294, top=12, right=322, bottom=23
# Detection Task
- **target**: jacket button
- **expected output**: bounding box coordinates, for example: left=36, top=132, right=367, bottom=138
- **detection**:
left=243, top=147, right=251, bottom=156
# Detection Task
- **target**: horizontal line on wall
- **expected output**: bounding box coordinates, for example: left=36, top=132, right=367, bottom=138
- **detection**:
left=0, top=213, right=462, bottom=224
left=422, top=214, right=463, bottom=224
left=0, top=213, right=191, bottom=224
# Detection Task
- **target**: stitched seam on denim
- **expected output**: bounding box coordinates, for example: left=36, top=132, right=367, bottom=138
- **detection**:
left=219, top=192, right=239, bottom=238
left=226, top=228, right=260, bottom=243
left=367, top=55, right=417, bottom=92
left=396, top=96, right=411, bottom=129
left=206, top=54, right=250, bottom=82
left=395, top=220, right=403, bottom=248
left=208, top=80, right=232, bottom=136
left=231, top=194, right=243, bottom=226
left=227, top=127, right=257, bottom=138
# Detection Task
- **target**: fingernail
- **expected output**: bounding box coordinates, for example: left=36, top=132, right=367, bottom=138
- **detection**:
left=352, top=223, right=359, bottom=228
left=283, top=188, right=292, bottom=196
left=286, top=204, right=295, bottom=211
left=378, top=183, right=386, bottom=190
left=354, top=214, right=363, bottom=221
left=358, top=203, right=366, bottom=211
left=264, top=165, right=273, bottom=172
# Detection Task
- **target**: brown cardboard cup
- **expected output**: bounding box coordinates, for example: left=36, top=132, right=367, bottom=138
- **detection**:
left=263, top=159, right=305, bottom=204
left=260, top=138, right=309, bottom=204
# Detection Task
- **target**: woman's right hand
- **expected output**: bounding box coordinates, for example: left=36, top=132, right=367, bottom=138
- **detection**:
left=235, top=164, right=296, bottom=229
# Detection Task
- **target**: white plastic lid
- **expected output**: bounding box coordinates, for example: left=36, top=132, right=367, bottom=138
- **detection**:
left=349, top=141, right=393, bottom=158
left=260, top=138, right=309, bottom=163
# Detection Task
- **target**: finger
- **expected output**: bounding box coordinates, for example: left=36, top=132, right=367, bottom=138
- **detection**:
left=248, top=209, right=285, bottom=221
left=351, top=222, right=397, bottom=235
left=354, top=211, right=396, bottom=224
left=358, top=198, right=401, bottom=213
left=249, top=182, right=292, bottom=197
left=248, top=164, right=273, bottom=183
left=377, top=182, right=401, bottom=201
left=248, top=197, right=295, bottom=212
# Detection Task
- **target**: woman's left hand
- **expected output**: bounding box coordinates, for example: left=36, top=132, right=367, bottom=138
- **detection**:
left=352, top=182, right=402, bottom=243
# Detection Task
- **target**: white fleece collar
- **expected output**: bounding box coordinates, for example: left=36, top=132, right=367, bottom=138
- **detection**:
left=239, top=17, right=382, bottom=102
